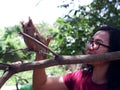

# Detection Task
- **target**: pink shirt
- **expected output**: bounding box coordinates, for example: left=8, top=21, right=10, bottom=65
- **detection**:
left=63, top=70, right=106, bottom=90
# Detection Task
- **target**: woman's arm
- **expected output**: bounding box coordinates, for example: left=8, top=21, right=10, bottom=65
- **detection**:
left=33, top=53, right=68, bottom=90
left=21, top=18, right=68, bottom=90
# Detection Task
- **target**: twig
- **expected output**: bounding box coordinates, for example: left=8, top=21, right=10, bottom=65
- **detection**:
left=5, top=48, right=29, bottom=54
left=19, top=32, right=59, bottom=57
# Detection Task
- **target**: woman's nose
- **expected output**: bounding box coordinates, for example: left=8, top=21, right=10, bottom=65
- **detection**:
left=87, top=43, right=94, bottom=50
left=87, top=42, right=99, bottom=50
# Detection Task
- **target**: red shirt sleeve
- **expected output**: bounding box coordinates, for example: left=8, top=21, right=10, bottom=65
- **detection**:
left=63, top=70, right=106, bottom=90
left=63, top=70, right=83, bottom=90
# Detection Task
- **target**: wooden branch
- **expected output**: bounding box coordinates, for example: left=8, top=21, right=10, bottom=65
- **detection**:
left=19, top=32, right=59, bottom=56
left=0, top=63, right=10, bottom=70
left=11, top=51, right=120, bottom=73
left=0, top=51, right=120, bottom=88
left=0, top=71, right=14, bottom=88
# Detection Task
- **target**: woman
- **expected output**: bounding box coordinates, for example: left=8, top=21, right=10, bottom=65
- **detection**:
left=23, top=23, right=120, bottom=90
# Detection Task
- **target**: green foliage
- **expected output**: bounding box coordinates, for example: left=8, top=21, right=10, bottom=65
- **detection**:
left=36, top=22, right=58, bottom=38
left=54, top=0, right=120, bottom=55
left=0, top=25, right=34, bottom=63
left=89, top=0, right=120, bottom=28
left=0, top=71, right=33, bottom=86
left=46, top=66, right=66, bottom=76
left=0, top=66, right=65, bottom=86
left=55, top=17, right=93, bottom=55
left=0, top=23, right=58, bottom=63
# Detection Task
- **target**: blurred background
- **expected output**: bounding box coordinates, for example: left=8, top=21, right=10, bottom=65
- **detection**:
left=0, top=0, right=119, bottom=89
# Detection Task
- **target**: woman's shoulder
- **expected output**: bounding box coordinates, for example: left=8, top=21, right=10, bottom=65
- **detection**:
left=63, top=69, right=91, bottom=79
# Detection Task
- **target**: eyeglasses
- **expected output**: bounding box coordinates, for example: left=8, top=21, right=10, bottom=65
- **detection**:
left=87, top=38, right=110, bottom=50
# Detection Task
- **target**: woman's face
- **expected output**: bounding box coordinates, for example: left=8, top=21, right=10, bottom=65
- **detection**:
left=86, top=30, right=110, bottom=66
left=86, top=30, right=110, bottom=55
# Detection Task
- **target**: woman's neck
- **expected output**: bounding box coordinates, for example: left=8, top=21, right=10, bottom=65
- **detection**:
left=92, top=63, right=109, bottom=84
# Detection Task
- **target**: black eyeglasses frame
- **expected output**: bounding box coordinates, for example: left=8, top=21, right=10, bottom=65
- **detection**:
left=87, top=38, right=111, bottom=50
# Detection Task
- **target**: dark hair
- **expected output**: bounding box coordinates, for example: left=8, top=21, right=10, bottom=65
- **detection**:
left=97, top=26, right=120, bottom=90
left=83, top=26, right=120, bottom=90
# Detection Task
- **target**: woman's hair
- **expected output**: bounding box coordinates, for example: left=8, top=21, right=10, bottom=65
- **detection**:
left=83, top=26, right=120, bottom=90
left=98, top=26, right=120, bottom=90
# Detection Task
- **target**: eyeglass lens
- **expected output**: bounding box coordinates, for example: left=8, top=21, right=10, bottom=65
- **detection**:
left=87, top=38, right=110, bottom=50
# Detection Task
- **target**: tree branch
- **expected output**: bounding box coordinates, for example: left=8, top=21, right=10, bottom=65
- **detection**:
left=19, top=32, right=59, bottom=56
left=0, top=71, right=14, bottom=88
left=11, top=51, right=120, bottom=73
left=0, top=51, right=120, bottom=88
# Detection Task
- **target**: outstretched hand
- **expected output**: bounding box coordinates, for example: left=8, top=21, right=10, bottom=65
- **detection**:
left=21, top=17, right=52, bottom=53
